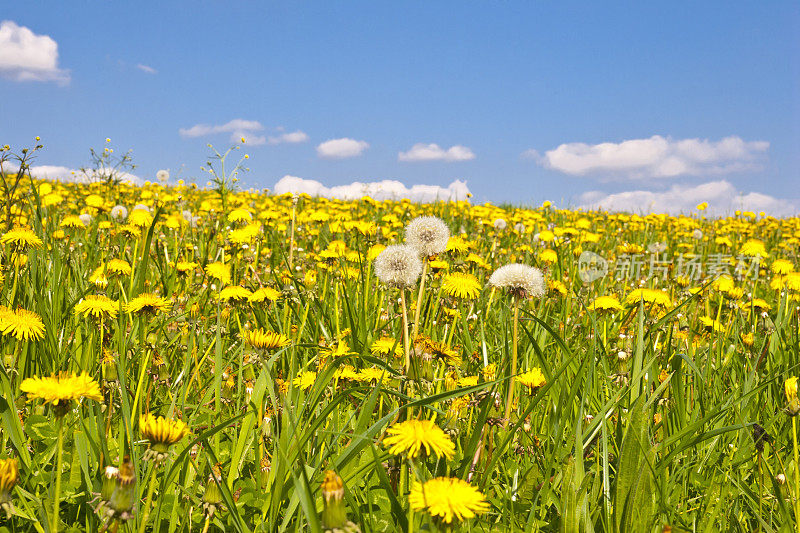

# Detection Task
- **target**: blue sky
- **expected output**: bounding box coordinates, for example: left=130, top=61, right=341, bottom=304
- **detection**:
left=1, top=2, right=798, bottom=214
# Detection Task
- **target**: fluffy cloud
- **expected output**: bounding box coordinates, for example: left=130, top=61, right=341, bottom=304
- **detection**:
left=28, top=165, right=142, bottom=185
left=274, top=176, right=471, bottom=203
left=532, top=135, right=769, bottom=180
left=316, top=138, right=369, bottom=159
left=579, top=180, right=798, bottom=217
left=179, top=119, right=267, bottom=145
left=0, top=20, right=70, bottom=84
left=136, top=63, right=157, bottom=74
left=398, top=143, right=476, bottom=162
left=268, top=130, right=309, bottom=145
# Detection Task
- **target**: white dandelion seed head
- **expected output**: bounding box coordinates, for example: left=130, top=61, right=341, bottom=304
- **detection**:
left=487, top=263, right=545, bottom=299
left=493, top=218, right=507, bottom=230
left=692, top=229, right=703, bottom=240
left=156, top=169, right=170, bottom=183
left=110, top=205, right=128, bottom=220
left=133, top=204, right=151, bottom=213
left=374, top=244, right=423, bottom=288
left=514, top=222, right=526, bottom=234
left=79, top=213, right=93, bottom=226
left=404, top=216, right=450, bottom=257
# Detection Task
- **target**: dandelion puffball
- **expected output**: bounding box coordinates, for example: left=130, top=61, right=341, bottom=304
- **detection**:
left=110, top=205, right=128, bottom=220
left=374, top=245, right=423, bottom=288
left=405, top=216, right=450, bottom=257
left=488, top=263, right=546, bottom=299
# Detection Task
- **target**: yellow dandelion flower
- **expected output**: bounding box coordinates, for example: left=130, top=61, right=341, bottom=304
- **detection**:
left=74, top=295, right=119, bottom=320
left=589, top=295, right=623, bottom=312
left=293, top=370, right=317, bottom=390
left=0, top=227, right=43, bottom=249
left=60, top=215, right=86, bottom=229
left=698, top=316, right=725, bottom=334
left=139, top=413, right=188, bottom=461
left=228, top=208, right=253, bottom=223
left=370, top=337, right=403, bottom=357
left=217, top=285, right=252, bottom=302
left=106, top=258, right=132, bottom=276
left=128, top=209, right=153, bottom=228
left=517, top=368, right=546, bottom=390
left=205, top=262, right=231, bottom=285
left=786, top=376, right=798, bottom=403
left=125, top=293, right=172, bottom=315
left=740, top=239, right=768, bottom=258
left=249, top=286, right=282, bottom=303
left=245, top=329, right=291, bottom=350
left=20, top=372, right=102, bottom=406
left=624, top=288, right=672, bottom=308
left=539, top=248, right=558, bottom=264
left=175, top=260, right=198, bottom=274
left=0, top=308, right=45, bottom=341
left=441, top=272, right=481, bottom=300
left=409, top=477, right=489, bottom=524
left=772, top=259, right=794, bottom=275
left=446, top=237, right=471, bottom=254
left=356, top=367, right=387, bottom=383
left=383, top=419, right=455, bottom=460
left=0, top=457, right=19, bottom=507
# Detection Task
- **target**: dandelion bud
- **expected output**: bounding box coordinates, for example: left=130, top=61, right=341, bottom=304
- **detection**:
left=786, top=377, right=799, bottom=417
left=108, top=456, right=135, bottom=521
left=203, top=464, right=223, bottom=518
left=321, top=470, right=359, bottom=532
left=776, top=473, right=786, bottom=485
left=101, top=465, right=118, bottom=503
left=0, top=458, right=18, bottom=517
left=260, top=454, right=272, bottom=488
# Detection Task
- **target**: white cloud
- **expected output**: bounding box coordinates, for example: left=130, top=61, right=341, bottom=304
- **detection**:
left=274, top=176, right=471, bottom=203
left=0, top=20, right=70, bottom=84
left=532, top=135, right=769, bottom=180
left=316, top=138, right=369, bottom=159
left=578, top=180, right=798, bottom=217
left=268, top=130, right=309, bottom=145
left=28, top=165, right=142, bottom=185
left=398, top=143, right=476, bottom=162
left=136, top=63, right=157, bottom=74
left=179, top=118, right=266, bottom=145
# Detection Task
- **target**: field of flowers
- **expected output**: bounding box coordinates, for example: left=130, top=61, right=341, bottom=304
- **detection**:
left=0, top=147, right=799, bottom=532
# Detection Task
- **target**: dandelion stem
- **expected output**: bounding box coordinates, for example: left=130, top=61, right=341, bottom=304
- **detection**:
left=411, top=257, right=429, bottom=341
left=287, top=195, right=298, bottom=270
left=51, top=415, right=65, bottom=533
left=400, top=290, right=410, bottom=373
left=137, top=465, right=158, bottom=533
left=793, top=416, right=800, bottom=533
left=503, top=298, right=520, bottom=428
